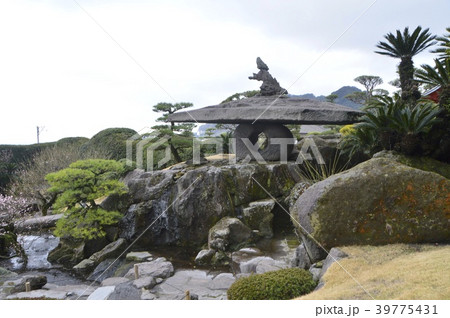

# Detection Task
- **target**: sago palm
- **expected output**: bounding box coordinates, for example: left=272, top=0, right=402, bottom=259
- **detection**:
left=375, top=26, right=436, bottom=104
left=416, top=58, right=450, bottom=111
left=361, top=95, right=404, bottom=150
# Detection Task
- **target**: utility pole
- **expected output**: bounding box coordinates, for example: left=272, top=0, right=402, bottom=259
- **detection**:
left=37, top=126, right=45, bottom=144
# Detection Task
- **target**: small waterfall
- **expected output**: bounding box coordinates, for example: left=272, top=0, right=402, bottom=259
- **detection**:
left=152, top=191, right=175, bottom=244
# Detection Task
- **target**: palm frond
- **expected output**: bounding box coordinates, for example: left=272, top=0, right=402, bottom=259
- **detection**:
left=431, top=27, right=450, bottom=61
left=375, top=26, right=436, bottom=58
left=416, top=58, right=450, bottom=87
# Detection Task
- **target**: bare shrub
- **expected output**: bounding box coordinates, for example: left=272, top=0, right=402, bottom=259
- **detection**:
left=8, top=143, right=110, bottom=216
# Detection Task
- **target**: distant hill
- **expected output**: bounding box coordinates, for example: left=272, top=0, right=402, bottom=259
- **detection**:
left=292, top=86, right=363, bottom=109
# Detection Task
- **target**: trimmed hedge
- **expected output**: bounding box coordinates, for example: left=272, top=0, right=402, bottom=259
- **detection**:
left=227, top=268, right=317, bottom=300
left=0, top=143, right=52, bottom=192
left=0, top=138, right=88, bottom=192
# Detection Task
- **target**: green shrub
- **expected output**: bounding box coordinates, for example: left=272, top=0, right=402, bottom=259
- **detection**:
left=227, top=268, right=317, bottom=300
left=46, top=159, right=127, bottom=240
left=55, top=137, right=89, bottom=147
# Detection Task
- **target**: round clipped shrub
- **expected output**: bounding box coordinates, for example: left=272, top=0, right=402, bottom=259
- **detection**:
left=339, top=124, right=355, bottom=136
left=227, top=268, right=317, bottom=300
left=81, top=128, right=137, bottom=160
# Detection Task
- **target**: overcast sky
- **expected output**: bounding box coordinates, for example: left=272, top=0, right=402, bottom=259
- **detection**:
left=0, top=0, right=448, bottom=144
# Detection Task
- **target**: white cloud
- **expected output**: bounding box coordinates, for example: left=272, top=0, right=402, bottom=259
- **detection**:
left=0, top=0, right=448, bottom=144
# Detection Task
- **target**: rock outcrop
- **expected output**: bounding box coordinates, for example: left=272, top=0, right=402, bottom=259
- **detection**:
left=120, top=163, right=303, bottom=248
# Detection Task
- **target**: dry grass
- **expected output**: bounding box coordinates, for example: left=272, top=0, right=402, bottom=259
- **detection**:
left=163, top=153, right=236, bottom=170
left=205, top=153, right=235, bottom=161
left=299, top=244, right=450, bottom=300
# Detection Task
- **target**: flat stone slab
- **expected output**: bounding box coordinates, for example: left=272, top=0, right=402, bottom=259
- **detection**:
left=125, top=251, right=153, bottom=262
left=87, top=286, right=116, bottom=300
left=133, top=276, right=156, bottom=289
left=167, top=96, right=363, bottom=125
left=14, top=214, right=63, bottom=233
left=42, top=283, right=96, bottom=298
left=106, top=281, right=141, bottom=300
left=141, top=290, right=156, bottom=300
left=101, top=277, right=130, bottom=286
left=151, top=270, right=234, bottom=300
left=7, top=289, right=68, bottom=300
left=239, top=256, right=289, bottom=274
left=0, top=267, right=17, bottom=279
left=210, top=273, right=235, bottom=290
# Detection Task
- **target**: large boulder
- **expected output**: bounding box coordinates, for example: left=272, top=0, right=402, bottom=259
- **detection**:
left=291, top=157, right=450, bottom=260
left=124, top=257, right=174, bottom=280
left=208, top=217, right=252, bottom=251
left=48, top=235, right=115, bottom=268
left=47, top=239, right=85, bottom=267
left=120, top=163, right=303, bottom=248
left=73, top=238, right=127, bottom=277
left=243, top=199, right=275, bottom=238
left=87, top=259, right=126, bottom=283
left=88, top=238, right=127, bottom=264
left=194, top=249, right=215, bottom=265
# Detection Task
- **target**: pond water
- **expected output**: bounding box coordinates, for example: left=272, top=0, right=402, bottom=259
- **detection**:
left=1, top=228, right=299, bottom=300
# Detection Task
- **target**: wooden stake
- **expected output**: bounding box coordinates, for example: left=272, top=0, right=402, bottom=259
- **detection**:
left=25, top=282, right=31, bottom=292
left=134, top=264, right=139, bottom=279
left=185, top=290, right=190, bottom=300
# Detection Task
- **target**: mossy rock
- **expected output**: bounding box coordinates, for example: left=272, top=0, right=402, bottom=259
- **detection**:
left=291, top=157, right=450, bottom=258
left=0, top=225, right=17, bottom=256
left=47, top=240, right=85, bottom=267
left=373, top=150, right=450, bottom=179
left=0, top=267, right=17, bottom=278
left=227, top=268, right=316, bottom=300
